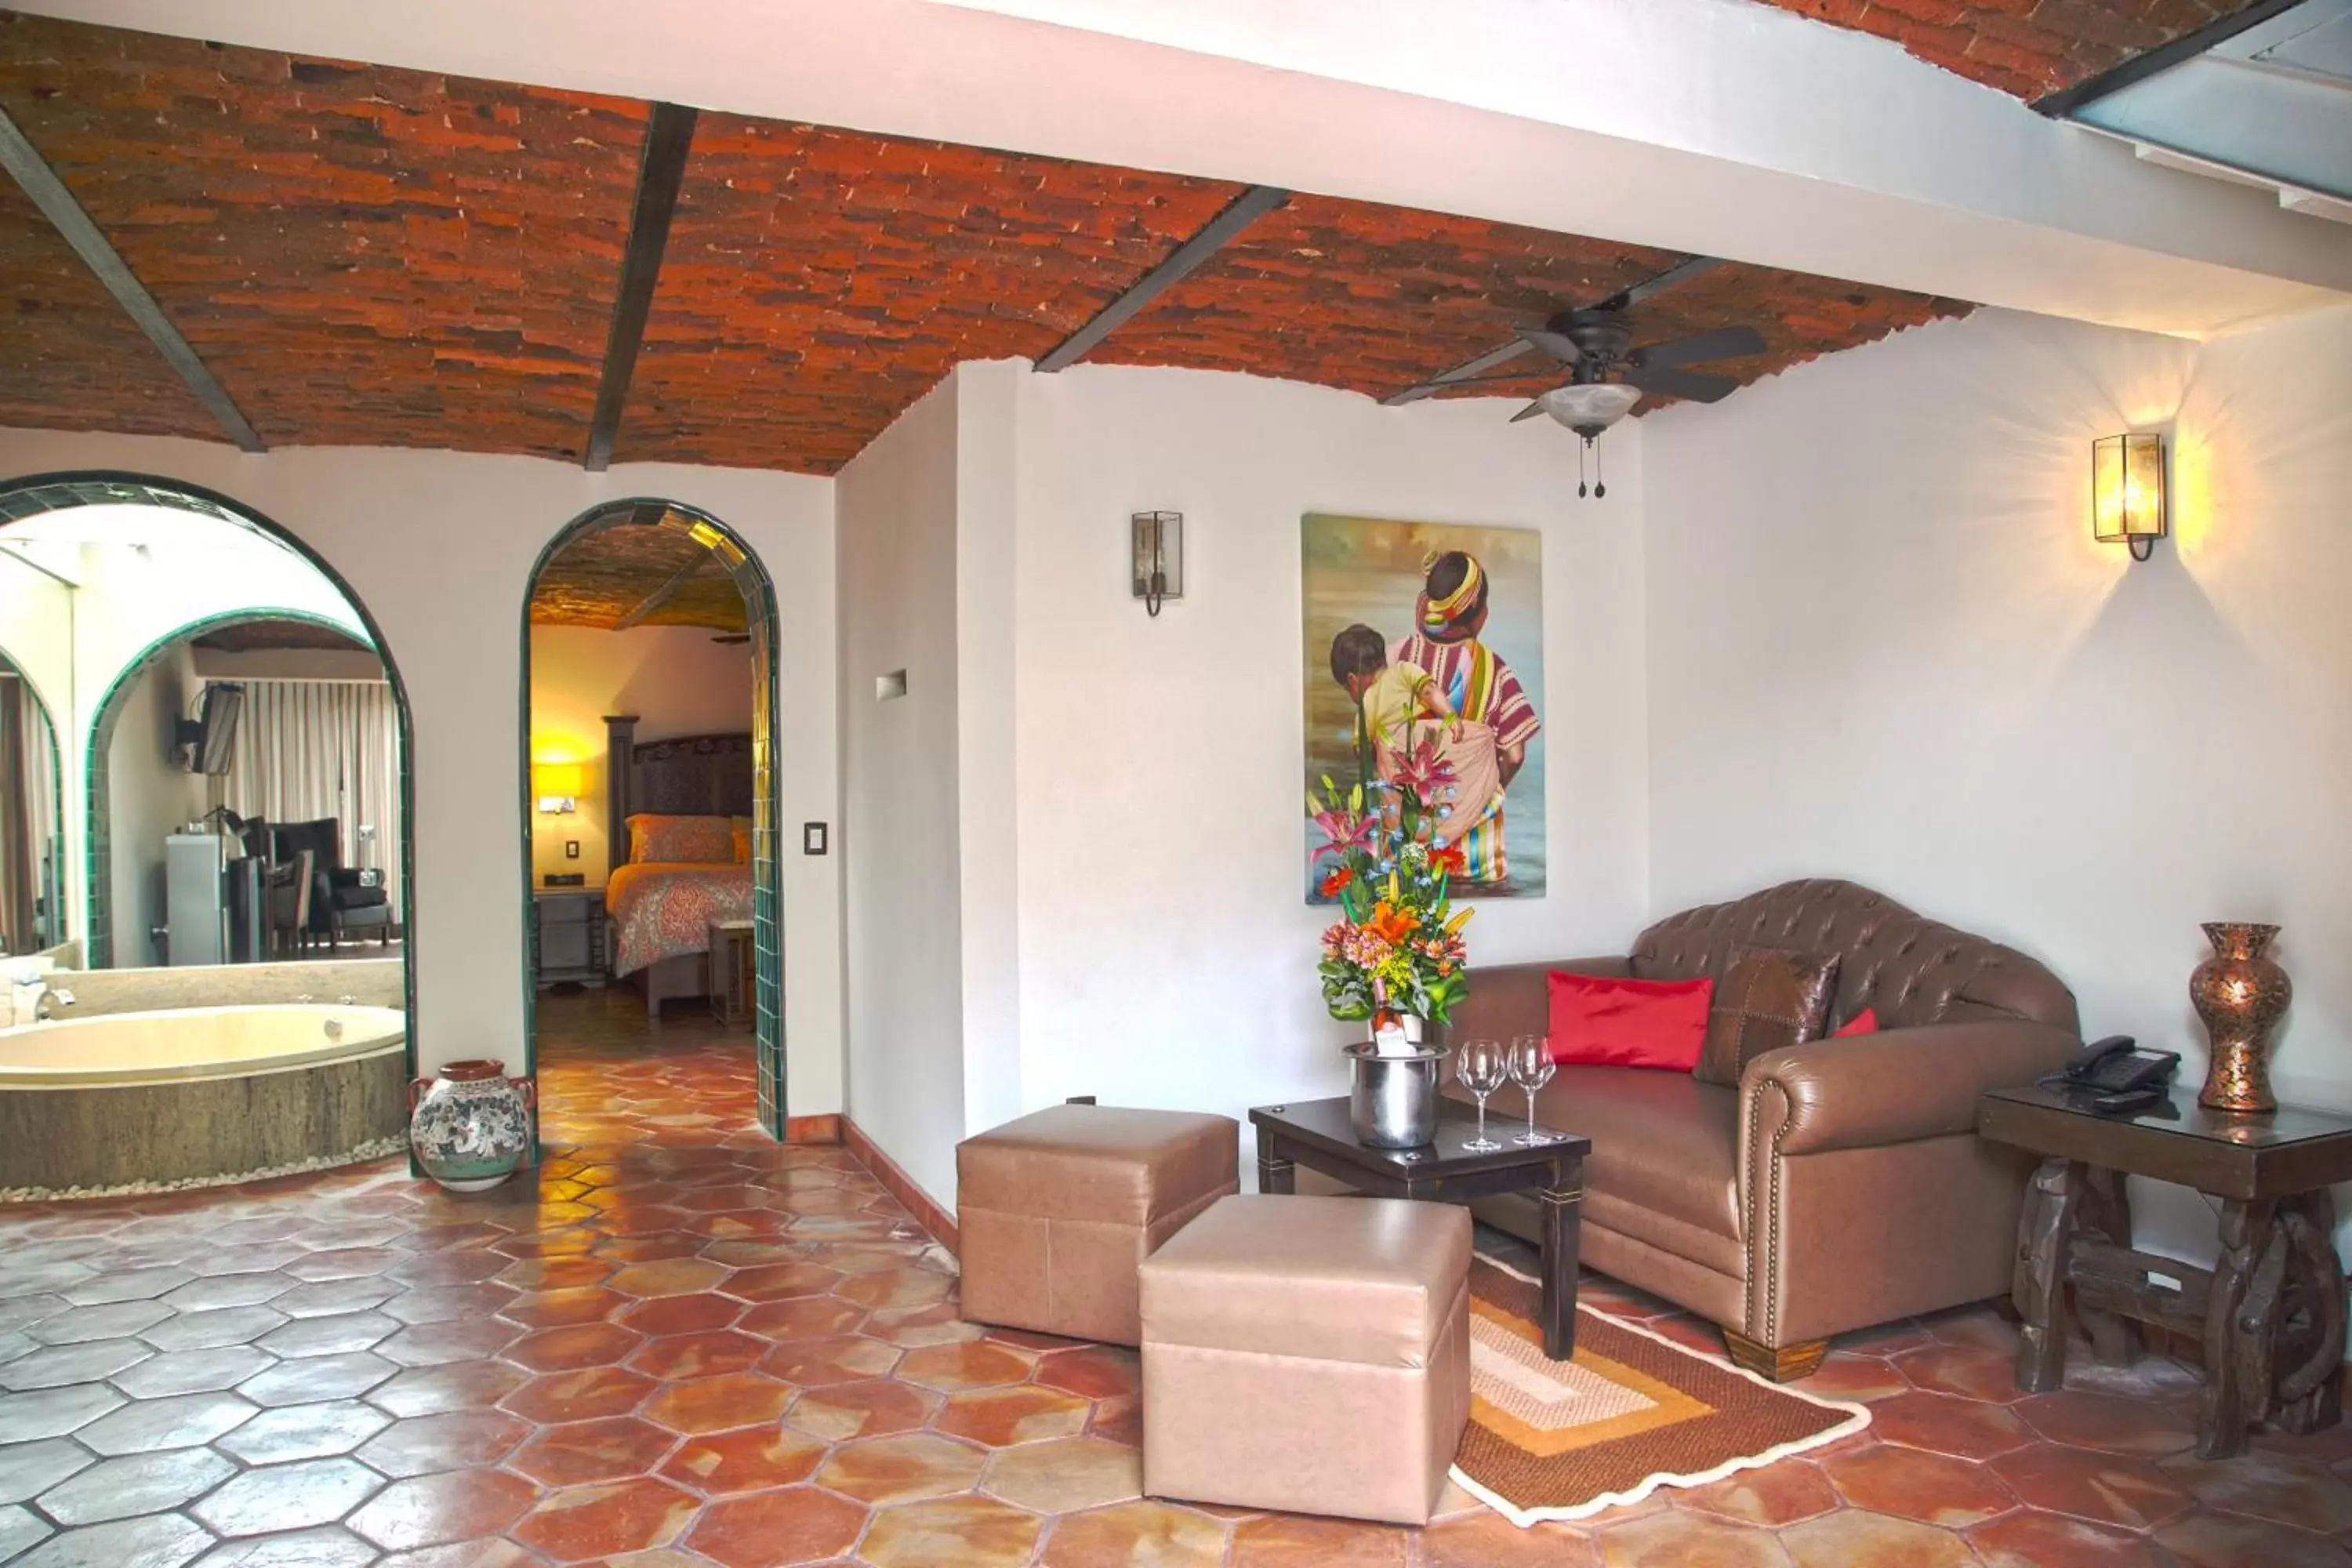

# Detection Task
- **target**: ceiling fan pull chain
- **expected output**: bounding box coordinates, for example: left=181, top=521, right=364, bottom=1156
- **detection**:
left=1577, top=438, right=1589, bottom=499
left=1595, top=443, right=1607, bottom=499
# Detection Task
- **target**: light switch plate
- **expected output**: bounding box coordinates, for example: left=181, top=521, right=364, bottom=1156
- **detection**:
left=803, top=822, right=828, bottom=855
left=564, top=840, right=580, bottom=859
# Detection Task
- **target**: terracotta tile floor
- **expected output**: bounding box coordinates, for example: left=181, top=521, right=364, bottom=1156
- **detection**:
left=4, top=987, right=2350, bottom=1565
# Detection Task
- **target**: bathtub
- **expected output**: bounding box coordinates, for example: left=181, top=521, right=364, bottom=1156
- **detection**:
left=0, top=1004, right=408, bottom=1194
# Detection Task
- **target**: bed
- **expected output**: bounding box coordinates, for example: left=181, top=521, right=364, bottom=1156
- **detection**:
left=602, top=724, right=754, bottom=1017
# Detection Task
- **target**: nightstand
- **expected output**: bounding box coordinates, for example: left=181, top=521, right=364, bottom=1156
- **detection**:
left=533, top=888, right=608, bottom=989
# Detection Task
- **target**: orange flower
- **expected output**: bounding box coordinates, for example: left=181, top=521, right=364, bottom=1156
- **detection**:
left=1363, top=900, right=1419, bottom=946
left=1430, top=841, right=1467, bottom=877
left=1319, top=866, right=1355, bottom=898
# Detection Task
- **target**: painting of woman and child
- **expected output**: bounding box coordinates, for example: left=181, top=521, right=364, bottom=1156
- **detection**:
left=1301, top=512, right=1545, bottom=903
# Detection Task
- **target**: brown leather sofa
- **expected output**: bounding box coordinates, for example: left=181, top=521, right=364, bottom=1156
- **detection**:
left=1445, top=879, right=2080, bottom=1381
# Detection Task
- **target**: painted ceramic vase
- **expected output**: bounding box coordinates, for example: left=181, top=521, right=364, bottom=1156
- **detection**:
left=2190, top=922, right=2290, bottom=1115
left=408, top=1059, right=535, bottom=1192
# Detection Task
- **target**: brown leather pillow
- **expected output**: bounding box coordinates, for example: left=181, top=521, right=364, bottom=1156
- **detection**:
left=1693, top=945, right=1842, bottom=1087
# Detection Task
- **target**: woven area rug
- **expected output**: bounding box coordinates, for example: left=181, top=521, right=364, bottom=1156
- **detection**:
left=1452, top=1254, right=1869, bottom=1526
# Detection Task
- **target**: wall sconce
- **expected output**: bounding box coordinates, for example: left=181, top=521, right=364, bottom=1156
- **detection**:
left=533, top=760, right=584, bottom=815
left=2092, top=432, right=2166, bottom=561
left=1131, top=510, right=1183, bottom=616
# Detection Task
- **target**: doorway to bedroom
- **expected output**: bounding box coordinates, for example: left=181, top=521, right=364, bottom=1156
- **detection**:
left=520, top=500, right=786, bottom=1141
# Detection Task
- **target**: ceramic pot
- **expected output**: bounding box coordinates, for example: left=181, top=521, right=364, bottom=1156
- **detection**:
left=2190, top=922, right=2290, bottom=1115
left=1346, top=1040, right=1446, bottom=1149
left=408, top=1058, right=535, bottom=1192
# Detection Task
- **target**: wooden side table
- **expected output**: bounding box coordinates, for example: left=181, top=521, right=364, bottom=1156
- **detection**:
left=708, top=918, right=755, bottom=1027
left=1978, top=1083, right=2352, bottom=1459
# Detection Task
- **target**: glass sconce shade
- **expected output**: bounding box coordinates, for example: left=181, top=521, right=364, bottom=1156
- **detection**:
left=1132, top=510, right=1183, bottom=615
left=533, top=759, right=584, bottom=813
left=2093, top=432, right=2166, bottom=561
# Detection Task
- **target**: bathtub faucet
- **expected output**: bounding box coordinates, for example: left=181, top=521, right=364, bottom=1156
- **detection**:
left=34, top=985, right=75, bottom=1022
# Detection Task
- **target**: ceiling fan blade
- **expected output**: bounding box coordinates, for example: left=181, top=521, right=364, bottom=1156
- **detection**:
left=1396, top=369, right=1557, bottom=397
left=1619, top=364, right=1740, bottom=404
left=1633, top=324, right=1766, bottom=369
left=1509, top=399, right=1550, bottom=423
left=1515, top=326, right=1583, bottom=365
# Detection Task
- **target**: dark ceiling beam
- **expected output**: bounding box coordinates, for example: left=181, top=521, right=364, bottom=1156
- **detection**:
left=584, top=101, right=699, bottom=473
left=0, top=103, right=265, bottom=452
left=2032, top=0, right=2303, bottom=116
left=1035, top=183, right=1290, bottom=373
left=1381, top=254, right=1728, bottom=406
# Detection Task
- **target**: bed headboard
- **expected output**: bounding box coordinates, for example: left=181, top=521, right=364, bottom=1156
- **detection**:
left=602, top=716, right=753, bottom=867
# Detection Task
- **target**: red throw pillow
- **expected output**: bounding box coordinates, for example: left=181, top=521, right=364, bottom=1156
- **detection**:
left=1545, top=971, right=1715, bottom=1072
left=1833, top=1007, right=1880, bottom=1038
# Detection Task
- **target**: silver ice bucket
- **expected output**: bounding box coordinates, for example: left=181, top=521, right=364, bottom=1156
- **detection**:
left=1345, top=1042, right=1447, bottom=1149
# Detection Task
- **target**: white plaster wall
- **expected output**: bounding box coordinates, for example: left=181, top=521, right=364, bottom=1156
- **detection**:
left=527, top=624, right=757, bottom=886
left=1641, top=303, right=2352, bottom=1265
left=835, top=383, right=969, bottom=1202
left=0, top=433, right=845, bottom=1119
left=106, top=643, right=203, bottom=965
left=1007, top=364, right=1650, bottom=1177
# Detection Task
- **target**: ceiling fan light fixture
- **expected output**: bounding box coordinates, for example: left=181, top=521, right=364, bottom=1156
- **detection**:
left=1539, top=382, right=1642, bottom=434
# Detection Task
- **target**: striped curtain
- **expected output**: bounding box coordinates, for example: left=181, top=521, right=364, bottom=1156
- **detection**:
left=222, top=680, right=403, bottom=919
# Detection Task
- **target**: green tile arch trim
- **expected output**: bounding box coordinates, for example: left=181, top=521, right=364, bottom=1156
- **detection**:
left=0, top=644, right=67, bottom=951
left=0, top=471, right=422, bottom=1095
left=521, top=499, right=789, bottom=1144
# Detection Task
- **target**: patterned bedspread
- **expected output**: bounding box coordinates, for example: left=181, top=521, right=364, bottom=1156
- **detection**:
left=604, top=862, right=753, bottom=978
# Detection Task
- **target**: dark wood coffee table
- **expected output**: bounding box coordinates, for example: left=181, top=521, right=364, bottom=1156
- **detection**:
left=1247, top=1095, right=1591, bottom=1360
left=1979, top=1082, right=2352, bottom=1459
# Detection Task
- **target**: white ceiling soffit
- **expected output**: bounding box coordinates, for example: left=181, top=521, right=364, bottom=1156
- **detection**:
left=15, top=0, right=2352, bottom=337
left=2055, top=0, right=2352, bottom=220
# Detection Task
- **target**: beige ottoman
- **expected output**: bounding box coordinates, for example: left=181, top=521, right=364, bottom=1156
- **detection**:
left=1138, top=1193, right=1472, bottom=1525
left=956, top=1104, right=1238, bottom=1346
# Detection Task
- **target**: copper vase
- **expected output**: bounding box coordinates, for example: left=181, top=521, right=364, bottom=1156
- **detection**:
left=2190, top=922, right=2290, bottom=1114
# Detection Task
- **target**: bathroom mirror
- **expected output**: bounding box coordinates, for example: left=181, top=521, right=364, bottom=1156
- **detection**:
left=0, top=502, right=407, bottom=989
left=0, top=645, right=64, bottom=958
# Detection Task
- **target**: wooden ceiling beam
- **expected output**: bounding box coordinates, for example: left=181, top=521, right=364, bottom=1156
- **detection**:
left=1034, top=183, right=1289, bottom=373
left=611, top=547, right=721, bottom=631
left=0, top=103, right=265, bottom=452
left=584, top=101, right=699, bottom=472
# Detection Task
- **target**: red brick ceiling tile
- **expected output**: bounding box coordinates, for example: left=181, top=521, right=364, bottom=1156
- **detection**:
left=0, top=180, right=220, bottom=441
left=616, top=114, right=1245, bottom=472
left=1754, top=0, right=2262, bottom=100
left=0, top=10, right=646, bottom=460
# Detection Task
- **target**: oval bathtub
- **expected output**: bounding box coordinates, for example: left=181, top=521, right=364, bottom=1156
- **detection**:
left=0, top=1004, right=408, bottom=1194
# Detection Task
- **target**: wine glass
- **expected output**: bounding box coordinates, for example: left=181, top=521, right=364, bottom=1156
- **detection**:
left=1455, top=1038, right=1506, bottom=1152
left=1509, top=1033, right=1557, bottom=1145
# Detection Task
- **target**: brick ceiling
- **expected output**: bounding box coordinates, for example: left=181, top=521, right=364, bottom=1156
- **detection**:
left=191, top=617, right=372, bottom=653
left=1755, top=0, right=2260, bottom=100
left=0, top=8, right=2089, bottom=479
left=530, top=519, right=750, bottom=632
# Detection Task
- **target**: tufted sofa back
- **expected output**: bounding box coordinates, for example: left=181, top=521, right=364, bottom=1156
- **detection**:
left=1630, top=878, right=2078, bottom=1036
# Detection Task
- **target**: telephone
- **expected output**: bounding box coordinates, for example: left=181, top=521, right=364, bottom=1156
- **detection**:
left=2049, top=1035, right=2180, bottom=1105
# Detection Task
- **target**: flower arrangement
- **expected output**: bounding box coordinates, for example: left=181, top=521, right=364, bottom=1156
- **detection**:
left=1311, top=728, right=1473, bottom=1034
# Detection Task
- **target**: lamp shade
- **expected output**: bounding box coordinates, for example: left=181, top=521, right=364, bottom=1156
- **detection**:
left=533, top=760, right=586, bottom=799
left=2092, top=432, right=2165, bottom=560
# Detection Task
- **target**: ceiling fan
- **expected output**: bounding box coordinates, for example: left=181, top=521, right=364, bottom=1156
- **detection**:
left=1386, top=256, right=1768, bottom=496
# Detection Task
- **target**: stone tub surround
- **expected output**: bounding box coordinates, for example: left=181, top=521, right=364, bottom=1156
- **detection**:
left=0, top=990, right=2343, bottom=1566
left=49, top=958, right=405, bottom=1018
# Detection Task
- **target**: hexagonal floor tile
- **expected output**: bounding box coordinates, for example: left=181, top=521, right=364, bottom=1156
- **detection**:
left=786, top=1377, right=942, bottom=1443
left=35, top=1447, right=236, bottom=1526
left=357, top=1408, right=532, bottom=1478
left=503, top=1366, right=657, bottom=1424
left=760, top=1332, right=900, bottom=1388
left=834, top=1267, right=954, bottom=1312
left=115, top=1345, right=278, bottom=1399
left=253, top=1312, right=401, bottom=1360
left=2162, top=1449, right=2352, bottom=1536
left=347, top=1468, right=540, bottom=1552
left=61, top=1265, right=195, bottom=1305
left=500, top=1287, right=629, bottom=1329
left=142, top=1306, right=290, bottom=1353
left=2151, top=1508, right=2349, bottom=1567
left=896, top=1341, right=1032, bottom=1394
left=661, top=1425, right=828, bottom=1495
left=1988, top=1442, right=2193, bottom=1531
left=859, top=1494, right=1042, bottom=1568
left=1035, top=1346, right=1141, bottom=1401
left=1822, top=1443, right=2019, bottom=1528
left=191, top=1457, right=385, bottom=1537
left=512, top=1415, right=680, bottom=1486
left=817, top=1432, right=989, bottom=1505
left=236, top=1351, right=396, bottom=1406
left=23, top=1300, right=172, bottom=1345
left=1892, top=1344, right=2031, bottom=1404
left=374, top=1319, right=521, bottom=1367
left=863, top=1301, right=985, bottom=1348
left=684, top=1485, right=871, bottom=1568
left=1672, top=1457, right=1842, bottom=1528
left=1780, top=1508, right=1976, bottom=1567
left=0, top=1504, right=52, bottom=1564
left=736, top=1295, right=864, bottom=1341
left=1966, top=1510, right=2163, bottom=1568
left=0, top=1438, right=94, bottom=1504
left=0, top=1337, right=154, bottom=1390
left=76, top=1390, right=252, bottom=1454
left=717, top=1262, right=841, bottom=1304
left=218, top=1400, right=395, bottom=1465
left=982, top=1436, right=1142, bottom=1512
left=2019, top=1391, right=2199, bottom=1457
left=9, top=1512, right=214, bottom=1568
left=1417, top=1510, right=1596, bottom=1567
left=629, top=1329, right=768, bottom=1381
left=1868, top=1391, right=2034, bottom=1461
left=607, top=1259, right=728, bottom=1299
left=270, top=1279, right=401, bottom=1321
left=510, top=1476, right=699, bottom=1563
left=368, top=1359, right=531, bottom=1418
left=1040, top=1500, right=1232, bottom=1568
left=642, top=1372, right=795, bottom=1435
left=1229, top=1512, right=1412, bottom=1566
left=185, top=1524, right=381, bottom=1567
left=615, top=1293, right=742, bottom=1336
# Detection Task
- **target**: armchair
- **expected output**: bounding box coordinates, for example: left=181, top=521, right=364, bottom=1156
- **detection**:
left=267, top=818, right=394, bottom=950
left=1443, top=879, right=2079, bottom=1381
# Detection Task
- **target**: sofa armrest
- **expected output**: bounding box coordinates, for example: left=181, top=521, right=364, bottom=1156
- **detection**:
left=1441, top=956, right=1628, bottom=1047
left=1740, top=1020, right=2080, bottom=1157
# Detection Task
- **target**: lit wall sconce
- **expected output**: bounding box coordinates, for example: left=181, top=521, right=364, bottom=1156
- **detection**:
left=2092, top=431, right=2166, bottom=561
left=534, top=760, right=584, bottom=815
left=1132, top=510, right=1183, bottom=616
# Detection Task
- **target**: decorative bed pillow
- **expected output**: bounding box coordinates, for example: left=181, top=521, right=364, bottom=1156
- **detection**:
left=1693, top=946, right=1842, bottom=1087
left=1833, top=1007, right=1880, bottom=1038
left=1545, top=971, right=1715, bottom=1071
left=730, top=815, right=753, bottom=865
left=627, top=813, right=736, bottom=865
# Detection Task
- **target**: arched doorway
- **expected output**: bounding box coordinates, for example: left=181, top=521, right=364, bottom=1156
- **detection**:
left=519, top=499, right=786, bottom=1138
left=0, top=473, right=419, bottom=1072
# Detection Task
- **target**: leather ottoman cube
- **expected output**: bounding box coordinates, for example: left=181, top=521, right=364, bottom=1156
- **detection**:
left=956, top=1104, right=1238, bottom=1346
left=1138, top=1193, right=1472, bottom=1525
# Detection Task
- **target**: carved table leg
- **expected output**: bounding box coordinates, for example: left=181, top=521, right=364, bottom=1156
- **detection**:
left=2077, top=1165, right=2141, bottom=1367
left=1256, top=1140, right=1296, bottom=1196
left=2200, top=1196, right=2281, bottom=1460
left=2014, top=1157, right=2082, bottom=1394
left=1539, top=1157, right=1585, bottom=1363
left=2272, top=1189, right=2345, bottom=1438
